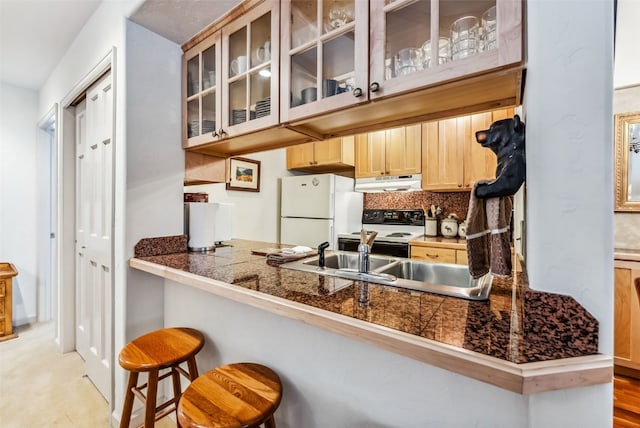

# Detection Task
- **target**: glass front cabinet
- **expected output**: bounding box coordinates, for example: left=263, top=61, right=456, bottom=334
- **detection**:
left=183, top=0, right=280, bottom=148
left=370, top=0, right=521, bottom=101
left=281, top=0, right=370, bottom=123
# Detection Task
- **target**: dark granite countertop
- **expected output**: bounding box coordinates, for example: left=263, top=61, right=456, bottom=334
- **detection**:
left=132, top=236, right=599, bottom=365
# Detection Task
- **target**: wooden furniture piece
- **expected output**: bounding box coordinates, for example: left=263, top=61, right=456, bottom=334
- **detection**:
left=614, top=257, right=640, bottom=374
left=286, top=135, right=355, bottom=173
left=177, top=362, right=282, bottom=428
left=355, top=124, right=421, bottom=178
left=0, top=263, right=18, bottom=342
left=421, top=108, right=514, bottom=191
left=119, top=327, right=205, bottom=428
left=185, top=152, right=228, bottom=185
left=410, top=240, right=467, bottom=265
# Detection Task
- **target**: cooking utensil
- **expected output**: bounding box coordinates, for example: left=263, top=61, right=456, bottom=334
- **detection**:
left=366, top=231, right=378, bottom=246
left=360, top=228, right=367, bottom=244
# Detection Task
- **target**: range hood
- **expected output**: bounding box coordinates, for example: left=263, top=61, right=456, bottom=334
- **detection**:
left=354, top=174, right=422, bottom=193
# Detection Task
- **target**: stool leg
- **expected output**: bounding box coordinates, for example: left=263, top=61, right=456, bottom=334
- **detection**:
left=186, top=356, right=199, bottom=380
left=171, top=367, right=182, bottom=419
left=264, top=415, right=277, bottom=428
left=145, top=369, right=159, bottom=428
left=120, top=371, right=139, bottom=428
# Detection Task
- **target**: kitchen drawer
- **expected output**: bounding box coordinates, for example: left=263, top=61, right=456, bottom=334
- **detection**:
left=411, top=247, right=456, bottom=264
left=0, top=299, right=4, bottom=316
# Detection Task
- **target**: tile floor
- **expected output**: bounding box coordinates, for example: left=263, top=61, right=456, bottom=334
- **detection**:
left=0, top=322, right=174, bottom=427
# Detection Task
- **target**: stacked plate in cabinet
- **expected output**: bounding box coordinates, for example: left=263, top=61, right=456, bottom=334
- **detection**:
left=188, top=120, right=199, bottom=138
left=255, top=97, right=271, bottom=118
left=201, top=120, right=216, bottom=134
left=231, top=109, right=246, bottom=125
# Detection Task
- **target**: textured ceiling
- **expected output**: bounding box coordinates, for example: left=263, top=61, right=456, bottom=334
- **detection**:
left=129, top=0, right=243, bottom=45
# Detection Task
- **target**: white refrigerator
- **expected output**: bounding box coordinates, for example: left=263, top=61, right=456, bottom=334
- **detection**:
left=280, top=174, right=363, bottom=249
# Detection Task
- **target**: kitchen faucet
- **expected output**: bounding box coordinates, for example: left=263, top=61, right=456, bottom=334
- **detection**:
left=358, top=229, right=378, bottom=273
left=317, top=241, right=330, bottom=268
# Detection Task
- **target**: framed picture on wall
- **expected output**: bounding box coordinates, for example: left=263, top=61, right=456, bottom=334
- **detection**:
left=226, top=157, right=261, bottom=192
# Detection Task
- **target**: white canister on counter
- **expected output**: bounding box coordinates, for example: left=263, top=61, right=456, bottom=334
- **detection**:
left=425, top=218, right=438, bottom=237
left=458, top=221, right=467, bottom=238
left=440, top=218, right=458, bottom=238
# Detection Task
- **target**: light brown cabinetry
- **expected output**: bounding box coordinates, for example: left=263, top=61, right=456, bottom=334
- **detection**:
left=182, top=0, right=522, bottom=157
left=355, top=124, right=421, bottom=178
left=291, top=0, right=523, bottom=139
left=421, top=108, right=513, bottom=191
left=287, top=136, right=355, bottom=173
left=614, top=260, right=640, bottom=372
left=183, top=0, right=308, bottom=157
left=0, top=263, right=17, bottom=341
left=184, top=152, right=228, bottom=185
left=410, top=241, right=467, bottom=265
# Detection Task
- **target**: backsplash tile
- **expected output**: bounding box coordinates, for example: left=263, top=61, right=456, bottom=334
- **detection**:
left=364, top=191, right=471, bottom=221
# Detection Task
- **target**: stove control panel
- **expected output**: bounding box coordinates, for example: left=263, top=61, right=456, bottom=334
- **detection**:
left=362, top=209, right=425, bottom=226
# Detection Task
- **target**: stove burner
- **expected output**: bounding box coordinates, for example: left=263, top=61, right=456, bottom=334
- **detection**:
left=386, top=232, right=411, bottom=237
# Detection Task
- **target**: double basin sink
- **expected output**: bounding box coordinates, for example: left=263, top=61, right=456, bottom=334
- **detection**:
left=280, top=251, right=493, bottom=301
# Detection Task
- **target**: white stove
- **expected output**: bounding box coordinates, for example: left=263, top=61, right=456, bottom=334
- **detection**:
left=337, top=209, right=425, bottom=257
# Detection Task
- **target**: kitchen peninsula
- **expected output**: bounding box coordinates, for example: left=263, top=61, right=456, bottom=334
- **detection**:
left=130, top=235, right=611, bottom=400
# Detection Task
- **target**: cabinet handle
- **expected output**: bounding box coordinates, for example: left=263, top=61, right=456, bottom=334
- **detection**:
left=457, top=184, right=462, bottom=188
left=370, top=82, right=380, bottom=92
left=353, top=87, right=364, bottom=98
left=426, top=254, right=439, bottom=258
left=218, top=128, right=227, bottom=137
left=211, top=131, right=218, bottom=138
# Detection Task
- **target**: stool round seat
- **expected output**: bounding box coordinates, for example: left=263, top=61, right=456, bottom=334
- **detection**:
left=178, top=362, right=282, bottom=428
left=119, top=327, right=205, bottom=428
left=119, top=327, right=204, bottom=371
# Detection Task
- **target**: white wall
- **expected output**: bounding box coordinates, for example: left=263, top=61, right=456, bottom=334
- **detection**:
left=0, top=83, right=39, bottom=325
left=185, top=148, right=294, bottom=243
left=524, top=0, right=613, bottom=426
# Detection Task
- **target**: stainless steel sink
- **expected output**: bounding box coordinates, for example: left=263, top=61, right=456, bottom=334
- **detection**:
left=301, top=253, right=398, bottom=271
left=280, top=251, right=493, bottom=300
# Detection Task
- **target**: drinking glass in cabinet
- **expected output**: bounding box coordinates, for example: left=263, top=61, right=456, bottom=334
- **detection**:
left=323, top=0, right=354, bottom=34
left=187, top=99, right=199, bottom=138
left=394, top=48, right=422, bottom=77
left=421, top=37, right=451, bottom=69
left=481, top=6, right=497, bottom=51
left=451, top=16, right=479, bottom=60
left=385, top=0, right=431, bottom=77
left=291, top=0, right=318, bottom=48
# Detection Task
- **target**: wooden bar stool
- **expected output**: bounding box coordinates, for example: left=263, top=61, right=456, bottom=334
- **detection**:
left=177, top=362, right=282, bottom=428
left=119, top=327, right=205, bottom=428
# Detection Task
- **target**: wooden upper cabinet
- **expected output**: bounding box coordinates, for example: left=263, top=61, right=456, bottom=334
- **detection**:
left=369, top=0, right=522, bottom=101
left=287, top=136, right=355, bottom=173
left=280, top=0, right=370, bottom=124
left=422, top=108, right=511, bottom=191
left=355, top=124, right=421, bottom=178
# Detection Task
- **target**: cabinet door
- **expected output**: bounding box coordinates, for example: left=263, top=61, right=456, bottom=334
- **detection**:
left=614, top=264, right=640, bottom=370
left=183, top=32, right=222, bottom=148
left=222, top=1, right=280, bottom=137
left=314, top=138, right=345, bottom=166
left=411, top=246, right=456, bottom=264
left=281, top=0, right=369, bottom=123
left=287, top=142, right=316, bottom=169
left=421, top=118, right=463, bottom=190
left=356, top=131, right=387, bottom=177
left=370, top=0, right=521, bottom=102
left=455, top=249, right=468, bottom=266
left=386, top=124, right=422, bottom=175
left=463, top=112, right=496, bottom=188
